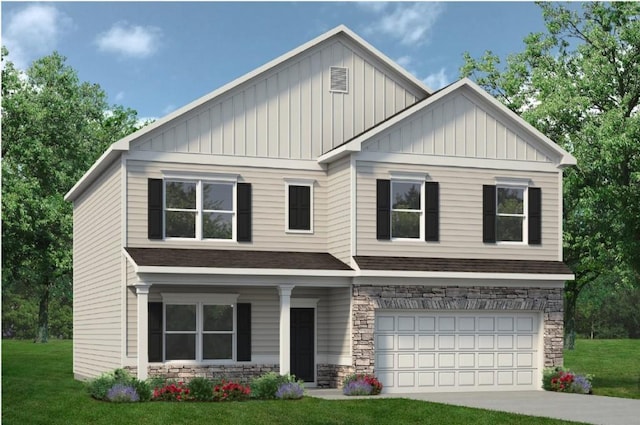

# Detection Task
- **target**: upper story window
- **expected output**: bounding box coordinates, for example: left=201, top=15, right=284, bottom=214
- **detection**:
left=285, top=179, right=314, bottom=233
left=165, top=180, right=235, bottom=240
left=391, top=181, right=423, bottom=239
left=496, top=186, right=526, bottom=242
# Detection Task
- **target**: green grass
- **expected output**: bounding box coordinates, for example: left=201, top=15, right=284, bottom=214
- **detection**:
left=564, top=339, right=640, bottom=399
left=1, top=340, right=582, bottom=425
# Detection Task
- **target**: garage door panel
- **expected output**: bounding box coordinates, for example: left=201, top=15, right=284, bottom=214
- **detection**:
left=374, top=311, right=540, bottom=393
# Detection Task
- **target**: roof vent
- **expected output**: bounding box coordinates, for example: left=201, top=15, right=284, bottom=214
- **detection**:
left=330, top=67, right=348, bottom=93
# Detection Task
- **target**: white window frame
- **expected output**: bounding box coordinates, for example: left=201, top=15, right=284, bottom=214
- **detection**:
left=161, top=293, right=239, bottom=364
left=495, top=184, right=528, bottom=245
left=284, top=178, right=315, bottom=234
left=390, top=179, right=425, bottom=241
left=163, top=179, right=237, bottom=241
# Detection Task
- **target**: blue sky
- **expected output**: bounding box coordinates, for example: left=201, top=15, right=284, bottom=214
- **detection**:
left=2, top=1, right=550, bottom=121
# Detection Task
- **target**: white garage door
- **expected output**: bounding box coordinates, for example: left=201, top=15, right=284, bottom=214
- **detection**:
left=375, top=311, right=541, bottom=393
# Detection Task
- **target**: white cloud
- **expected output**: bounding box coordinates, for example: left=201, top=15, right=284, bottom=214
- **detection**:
left=396, top=55, right=413, bottom=69
left=114, top=91, right=125, bottom=102
left=364, top=2, right=444, bottom=46
left=423, top=67, right=450, bottom=90
left=96, top=22, right=162, bottom=58
left=162, top=104, right=176, bottom=115
left=357, top=2, right=389, bottom=13
left=2, top=4, right=72, bottom=69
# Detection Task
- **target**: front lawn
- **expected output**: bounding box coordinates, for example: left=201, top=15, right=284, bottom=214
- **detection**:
left=564, top=338, right=640, bottom=399
left=1, top=340, right=580, bottom=425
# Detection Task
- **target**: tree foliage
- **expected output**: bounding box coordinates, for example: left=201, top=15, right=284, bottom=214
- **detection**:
left=460, top=2, right=640, bottom=346
left=1, top=48, right=141, bottom=341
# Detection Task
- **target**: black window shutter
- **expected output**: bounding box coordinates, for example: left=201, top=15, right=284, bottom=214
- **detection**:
left=236, top=303, right=251, bottom=361
left=237, top=183, right=252, bottom=242
left=528, top=187, right=542, bottom=245
left=376, top=179, right=391, bottom=240
left=288, top=186, right=311, bottom=231
left=148, top=179, right=163, bottom=239
left=425, top=182, right=439, bottom=242
left=483, top=185, right=496, bottom=243
left=148, top=302, right=163, bottom=362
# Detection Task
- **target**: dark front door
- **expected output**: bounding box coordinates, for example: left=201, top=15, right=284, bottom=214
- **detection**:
left=290, top=308, right=314, bottom=382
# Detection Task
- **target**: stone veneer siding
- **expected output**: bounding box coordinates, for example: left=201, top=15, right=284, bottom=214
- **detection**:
left=125, top=364, right=278, bottom=383
left=317, top=364, right=354, bottom=388
left=352, top=285, right=564, bottom=375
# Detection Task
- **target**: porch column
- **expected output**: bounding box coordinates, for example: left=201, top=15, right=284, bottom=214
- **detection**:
left=134, top=282, right=152, bottom=380
left=278, top=284, right=295, bottom=375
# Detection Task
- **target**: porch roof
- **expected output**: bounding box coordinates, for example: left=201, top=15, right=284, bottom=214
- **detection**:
left=354, top=256, right=573, bottom=275
left=125, top=247, right=352, bottom=271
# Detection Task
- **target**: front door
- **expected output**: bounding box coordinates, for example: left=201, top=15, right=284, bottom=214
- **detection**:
left=290, top=308, right=315, bottom=383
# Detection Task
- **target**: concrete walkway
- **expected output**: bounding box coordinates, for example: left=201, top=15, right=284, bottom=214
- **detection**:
left=307, top=389, right=640, bottom=425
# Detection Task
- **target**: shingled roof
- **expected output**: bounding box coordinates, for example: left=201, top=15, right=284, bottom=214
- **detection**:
left=126, top=247, right=352, bottom=271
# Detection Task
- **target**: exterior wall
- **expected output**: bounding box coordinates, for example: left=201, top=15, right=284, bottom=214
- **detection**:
left=356, top=161, right=560, bottom=260
left=327, top=157, right=352, bottom=264
left=73, top=159, right=123, bottom=379
left=126, top=283, right=137, bottom=357
left=351, top=284, right=564, bottom=376
left=131, top=35, right=423, bottom=160
left=126, top=160, right=328, bottom=252
left=126, top=364, right=278, bottom=383
left=362, top=87, right=554, bottom=163
left=317, top=364, right=354, bottom=388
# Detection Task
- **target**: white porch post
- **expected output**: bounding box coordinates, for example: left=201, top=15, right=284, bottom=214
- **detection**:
left=278, top=285, right=295, bottom=375
left=134, top=282, right=152, bottom=380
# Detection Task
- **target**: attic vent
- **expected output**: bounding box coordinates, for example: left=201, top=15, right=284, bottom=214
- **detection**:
left=330, top=67, right=348, bottom=93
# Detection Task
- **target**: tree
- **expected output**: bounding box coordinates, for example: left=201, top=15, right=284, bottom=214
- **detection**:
left=460, top=2, right=640, bottom=347
left=1, top=48, right=141, bottom=341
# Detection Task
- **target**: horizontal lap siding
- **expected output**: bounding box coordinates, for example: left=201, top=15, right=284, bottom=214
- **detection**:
left=327, top=157, right=351, bottom=263
left=132, top=35, right=422, bottom=160
left=356, top=162, right=559, bottom=260
left=127, top=160, right=327, bottom=251
left=328, top=288, right=352, bottom=359
left=73, top=160, right=122, bottom=379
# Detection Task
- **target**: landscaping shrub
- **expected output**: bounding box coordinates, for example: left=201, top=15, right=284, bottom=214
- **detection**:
left=342, top=374, right=383, bottom=396
left=250, top=372, right=300, bottom=400
left=543, top=367, right=592, bottom=394
left=106, top=384, right=139, bottom=402
left=187, top=377, right=214, bottom=401
left=275, top=382, right=305, bottom=400
left=86, top=368, right=151, bottom=401
left=213, top=380, right=251, bottom=401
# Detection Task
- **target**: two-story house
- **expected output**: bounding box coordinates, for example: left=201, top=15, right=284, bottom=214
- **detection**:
left=65, top=25, right=575, bottom=393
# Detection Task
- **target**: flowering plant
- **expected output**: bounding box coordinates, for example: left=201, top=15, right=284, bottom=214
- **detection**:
left=342, top=373, right=383, bottom=396
left=106, top=384, right=140, bottom=402
left=213, top=380, right=251, bottom=401
left=152, top=381, right=190, bottom=401
left=275, top=382, right=305, bottom=400
left=543, top=367, right=592, bottom=394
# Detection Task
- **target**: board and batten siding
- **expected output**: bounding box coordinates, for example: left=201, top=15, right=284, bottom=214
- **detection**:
left=131, top=35, right=422, bottom=160
left=327, top=157, right=351, bottom=264
left=362, top=88, right=554, bottom=163
left=73, top=159, right=123, bottom=379
left=127, top=160, right=327, bottom=251
left=356, top=161, right=560, bottom=261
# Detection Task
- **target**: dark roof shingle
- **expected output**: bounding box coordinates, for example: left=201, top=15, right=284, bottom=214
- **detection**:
left=354, top=256, right=572, bottom=275
left=126, top=248, right=352, bottom=271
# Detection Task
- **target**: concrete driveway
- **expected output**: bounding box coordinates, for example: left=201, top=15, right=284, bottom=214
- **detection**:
left=308, top=389, right=640, bottom=425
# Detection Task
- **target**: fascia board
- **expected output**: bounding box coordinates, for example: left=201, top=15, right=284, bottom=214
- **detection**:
left=356, top=270, right=575, bottom=281
left=136, top=266, right=355, bottom=277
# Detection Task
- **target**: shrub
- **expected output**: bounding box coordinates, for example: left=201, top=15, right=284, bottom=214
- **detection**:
left=213, top=380, right=250, bottom=401
left=342, top=374, right=383, bottom=396
left=152, top=381, right=190, bottom=401
left=275, top=382, right=305, bottom=400
left=251, top=372, right=300, bottom=400
left=188, top=377, right=214, bottom=401
left=86, top=368, right=150, bottom=401
left=543, top=367, right=592, bottom=394
left=106, top=384, right=139, bottom=402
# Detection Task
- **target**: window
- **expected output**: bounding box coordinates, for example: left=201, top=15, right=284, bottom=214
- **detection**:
left=285, top=180, right=314, bottom=233
left=162, top=294, right=238, bottom=362
left=164, top=180, right=235, bottom=240
left=496, top=186, right=526, bottom=242
left=391, top=181, right=423, bottom=239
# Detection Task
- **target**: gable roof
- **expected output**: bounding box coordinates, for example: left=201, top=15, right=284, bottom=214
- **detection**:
left=64, top=25, right=431, bottom=202
left=317, top=78, right=577, bottom=168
